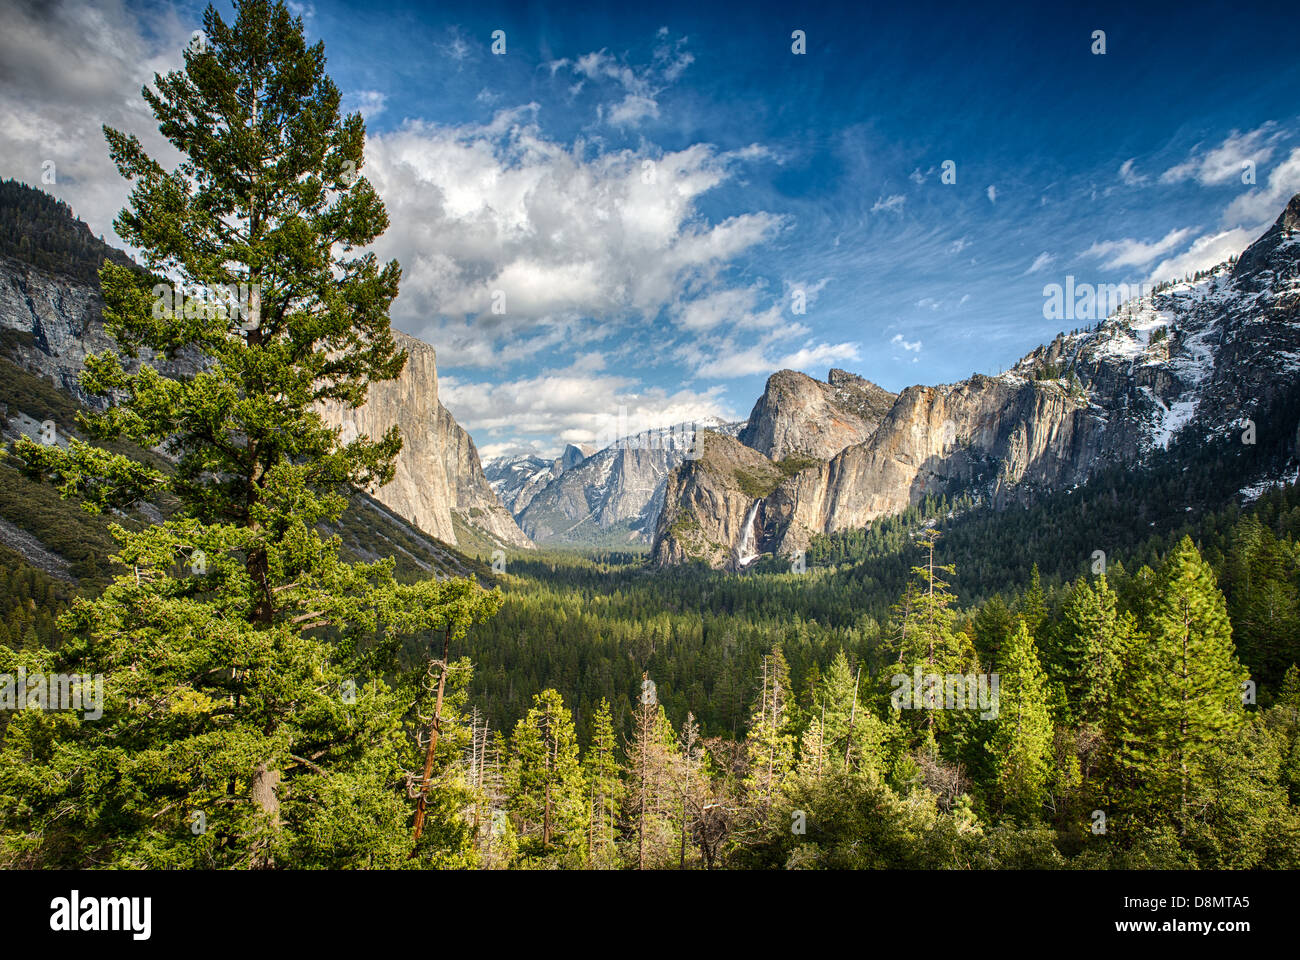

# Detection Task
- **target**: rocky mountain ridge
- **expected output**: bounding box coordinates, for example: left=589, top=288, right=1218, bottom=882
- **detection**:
left=516, top=420, right=743, bottom=545
left=652, top=194, right=1300, bottom=568
left=486, top=442, right=597, bottom=517
left=0, top=186, right=526, bottom=554
left=318, top=332, right=532, bottom=551
left=738, top=367, right=896, bottom=461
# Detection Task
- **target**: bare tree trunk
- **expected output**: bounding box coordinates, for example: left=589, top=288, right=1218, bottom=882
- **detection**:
left=818, top=699, right=825, bottom=777
left=845, top=665, right=861, bottom=771
left=638, top=707, right=647, bottom=870
left=410, top=624, right=452, bottom=852
left=679, top=794, right=688, bottom=869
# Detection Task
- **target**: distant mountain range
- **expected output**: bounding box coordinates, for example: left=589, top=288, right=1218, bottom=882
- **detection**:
left=479, top=195, right=1300, bottom=558
left=486, top=422, right=744, bottom=546
left=5, top=180, right=1299, bottom=567
left=487, top=443, right=596, bottom=518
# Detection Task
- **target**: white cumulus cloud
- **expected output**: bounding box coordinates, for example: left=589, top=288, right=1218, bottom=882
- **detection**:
left=362, top=109, right=785, bottom=365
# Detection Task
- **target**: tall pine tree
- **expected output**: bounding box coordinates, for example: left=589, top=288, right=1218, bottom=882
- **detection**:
left=1, top=0, right=500, bottom=869
left=989, top=619, right=1053, bottom=820
left=1110, top=537, right=1248, bottom=833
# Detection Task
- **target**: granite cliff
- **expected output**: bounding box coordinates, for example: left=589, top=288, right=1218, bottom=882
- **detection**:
left=317, top=332, right=532, bottom=551
left=504, top=421, right=742, bottom=546
left=0, top=196, right=525, bottom=554
left=738, top=367, right=896, bottom=461
left=652, top=194, right=1300, bottom=567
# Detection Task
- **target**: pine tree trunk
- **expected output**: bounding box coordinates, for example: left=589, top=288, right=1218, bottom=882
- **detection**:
left=411, top=624, right=452, bottom=850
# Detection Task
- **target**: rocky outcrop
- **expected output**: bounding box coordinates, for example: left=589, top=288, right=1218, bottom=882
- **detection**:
left=739, top=368, right=896, bottom=461
left=0, top=254, right=199, bottom=401
left=651, top=430, right=786, bottom=569
left=554, top=442, right=595, bottom=476
left=515, top=421, right=742, bottom=545
left=320, top=332, right=532, bottom=551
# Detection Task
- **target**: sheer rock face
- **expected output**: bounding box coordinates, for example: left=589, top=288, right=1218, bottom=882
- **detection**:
left=738, top=368, right=896, bottom=462
left=0, top=253, right=528, bottom=552
left=0, top=255, right=199, bottom=402
left=320, top=333, right=532, bottom=550
left=761, top=375, right=1100, bottom=555
left=320, top=336, right=456, bottom=543
left=651, top=430, right=785, bottom=569
left=653, top=195, right=1300, bottom=568
left=434, top=398, right=534, bottom=548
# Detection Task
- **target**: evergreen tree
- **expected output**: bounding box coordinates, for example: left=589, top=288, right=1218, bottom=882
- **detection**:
left=973, top=593, right=1014, bottom=671
left=820, top=649, right=885, bottom=777
left=1225, top=518, right=1300, bottom=685
left=1110, top=537, right=1248, bottom=832
left=1057, top=575, right=1134, bottom=724
left=989, top=619, right=1053, bottom=819
left=743, top=646, right=796, bottom=810
left=797, top=706, right=831, bottom=779
left=1, top=0, right=500, bottom=869
left=583, top=697, right=622, bottom=868
left=1014, top=564, right=1048, bottom=640
left=506, top=689, right=586, bottom=862
left=1271, top=665, right=1300, bottom=804
left=893, top=530, right=977, bottom=743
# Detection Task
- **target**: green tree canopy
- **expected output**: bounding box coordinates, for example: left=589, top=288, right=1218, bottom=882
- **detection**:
left=0, top=0, right=500, bottom=869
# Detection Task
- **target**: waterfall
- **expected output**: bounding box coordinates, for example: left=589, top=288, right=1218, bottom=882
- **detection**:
left=734, top=501, right=762, bottom=567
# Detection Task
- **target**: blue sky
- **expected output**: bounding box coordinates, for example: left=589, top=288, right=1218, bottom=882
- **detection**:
left=2, top=0, right=1299, bottom=457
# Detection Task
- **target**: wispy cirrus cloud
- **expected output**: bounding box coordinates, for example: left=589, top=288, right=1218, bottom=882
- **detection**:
left=1118, top=158, right=1147, bottom=186
left=1146, top=228, right=1257, bottom=283
left=545, top=30, right=694, bottom=130
left=871, top=193, right=905, bottom=214
left=1222, top=145, right=1300, bottom=226
left=1082, top=226, right=1197, bottom=270
left=1024, top=251, right=1056, bottom=274
left=1101, top=131, right=1300, bottom=284
left=1159, top=124, right=1282, bottom=186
